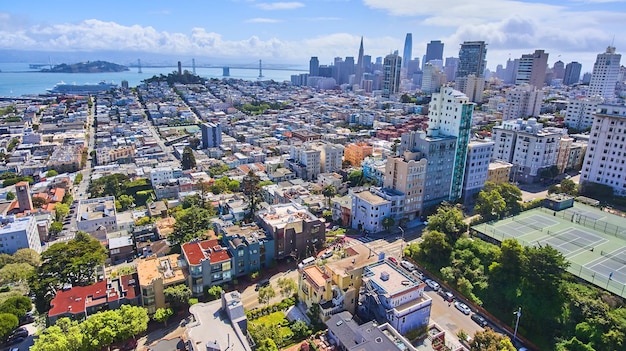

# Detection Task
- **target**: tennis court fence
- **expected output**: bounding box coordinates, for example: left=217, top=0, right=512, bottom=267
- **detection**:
left=539, top=207, right=626, bottom=240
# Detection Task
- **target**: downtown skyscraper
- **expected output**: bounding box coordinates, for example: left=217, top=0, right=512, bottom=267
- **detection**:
left=425, top=40, right=444, bottom=66
left=383, top=53, right=402, bottom=98
left=402, top=33, right=412, bottom=69
left=515, top=49, right=549, bottom=89
left=456, top=41, right=487, bottom=78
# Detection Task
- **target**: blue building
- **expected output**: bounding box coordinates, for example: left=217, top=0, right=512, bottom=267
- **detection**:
left=357, top=260, right=431, bottom=334
left=181, top=238, right=234, bottom=296
left=219, top=223, right=275, bottom=277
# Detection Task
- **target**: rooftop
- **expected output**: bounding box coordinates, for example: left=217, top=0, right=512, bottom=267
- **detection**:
left=182, top=239, right=231, bottom=266
left=136, top=254, right=187, bottom=287
left=354, top=190, right=390, bottom=206
left=302, top=265, right=330, bottom=289
left=186, top=300, right=252, bottom=351
left=259, top=203, right=319, bottom=228
left=363, top=260, right=423, bottom=297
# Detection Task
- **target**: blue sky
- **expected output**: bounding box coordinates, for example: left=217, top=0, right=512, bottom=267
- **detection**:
left=1, top=0, right=625, bottom=71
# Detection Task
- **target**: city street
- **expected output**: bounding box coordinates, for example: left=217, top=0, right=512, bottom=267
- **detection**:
left=240, top=268, right=299, bottom=310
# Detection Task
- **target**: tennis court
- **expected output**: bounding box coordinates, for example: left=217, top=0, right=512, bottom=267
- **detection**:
left=472, top=202, right=626, bottom=297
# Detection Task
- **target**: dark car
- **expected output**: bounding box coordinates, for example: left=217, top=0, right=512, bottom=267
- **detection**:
left=10, top=329, right=28, bottom=338
left=438, top=290, right=455, bottom=302
left=471, top=313, right=488, bottom=327
left=255, top=278, right=270, bottom=291
left=6, top=336, right=25, bottom=345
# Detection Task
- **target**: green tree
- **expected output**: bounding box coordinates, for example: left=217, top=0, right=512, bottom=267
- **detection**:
left=469, top=328, right=516, bottom=351
left=0, top=313, right=18, bottom=340
left=54, top=203, right=70, bottom=222
left=277, top=277, right=297, bottom=297
left=242, top=170, right=261, bottom=219
left=30, top=231, right=107, bottom=312
left=32, top=196, right=48, bottom=209
left=0, top=295, right=32, bottom=320
left=153, top=307, right=173, bottom=326
left=475, top=189, right=506, bottom=220
left=181, top=146, right=196, bottom=170
left=382, top=216, right=395, bottom=232
left=188, top=137, right=200, bottom=150
left=560, top=179, right=578, bottom=195
left=427, top=203, right=468, bottom=243
left=170, top=206, right=214, bottom=246
left=488, top=239, right=524, bottom=313
left=290, top=320, right=312, bottom=339
left=164, top=284, right=192, bottom=308
left=12, top=248, right=41, bottom=267
left=30, top=318, right=84, bottom=351
left=347, top=170, right=364, bottom=187
left=257, top=338, right=279, bottom=351
left=257, top=285, right=276, bottom=305
left=80, top=310, right=120, bottom=350
left=46, top=170, right=59, bottom=177
left=206, top=285, right=224, bottom=301
left=484, top=182, right=522, bottom=216
left=416, top=230, right=452, bottom=266
left=322, top=185, right=337, bottom=208
left=116, top=194, right=135, bottom=211
left=0, top=262, right=35, bottom=285
left=49, top=221, right=63, bottom=235
left=5, top=191, right=15, bottom=200
left=116, top=305, right=149, bottom=341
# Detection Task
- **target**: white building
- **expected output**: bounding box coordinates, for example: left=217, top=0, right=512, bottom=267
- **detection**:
left=463, top=139, right=494, bottom=203
left=0, top=216, right=41, bottom=254
left=581, top=104, right=626, bottom=196
left=351, top=190, right=391, bottom=233
left=454, top=74, right=485, bottom=103
left=492, top=118, right=566, bottom=182
left=287, top=145, right=321, bottom=181
left=588, top=46, right=622, bottom=100
left=502, top=84, right=543, bottom=121
left=421, top=63, right=446, bottom=94
left=76, top=196, right=118, bottom=233
left=150, top=166, right=183, bottom=186
left=564, top=96, right=605, bottom=130
left=310, top=142, right=344, bottom=174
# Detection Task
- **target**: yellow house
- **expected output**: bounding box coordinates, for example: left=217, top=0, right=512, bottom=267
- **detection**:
left=298, top=241, right=379, bottom=320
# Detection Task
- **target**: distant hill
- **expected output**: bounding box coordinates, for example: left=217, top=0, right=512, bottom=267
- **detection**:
left=41, top=60, right=129, bottom=73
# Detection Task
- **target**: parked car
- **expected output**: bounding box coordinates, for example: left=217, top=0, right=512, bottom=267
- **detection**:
left=425, top=279, right=440, bottom=291
left=10, top=329, right=28, bottom=338
left=321, top=249, right=333, bottom=259
left=387, top=257, right=398, bottom=265
left=438, top=290, right=455, bottom=302
left=400, top=260, right=415, bottom=271
left=454, top=301, right=471, bottom=315
left=255, top=278, right=270, bottom=291
left=471, top=313, right=488, bottom=327
left=6, top=336, right=25, bottom=345
left=411, top=270, right=424, bottom=280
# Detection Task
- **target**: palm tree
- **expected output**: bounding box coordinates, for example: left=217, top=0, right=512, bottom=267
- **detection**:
left=322, top=185, right=337, bottom=209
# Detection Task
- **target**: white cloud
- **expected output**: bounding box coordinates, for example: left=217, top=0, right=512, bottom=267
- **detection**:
left=245, top=18, right=282, bottom=23
left=256, top=2, right=305, bottom=10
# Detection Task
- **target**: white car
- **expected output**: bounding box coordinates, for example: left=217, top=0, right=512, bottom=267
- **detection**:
left=454, top=301, right=471, bottom=315
left=321, top=250, right=333, bottom=259
left=425, top=279, right=440, bottom=290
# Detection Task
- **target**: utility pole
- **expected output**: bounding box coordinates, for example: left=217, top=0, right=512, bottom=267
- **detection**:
left=513, top=306, right=522, bottom=343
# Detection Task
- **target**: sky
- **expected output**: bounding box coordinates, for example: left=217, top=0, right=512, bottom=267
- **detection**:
left=1, top=0, right=625, bottom=72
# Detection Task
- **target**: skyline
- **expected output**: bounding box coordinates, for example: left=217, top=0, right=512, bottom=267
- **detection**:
left=1, top=0, right=626, bottom=72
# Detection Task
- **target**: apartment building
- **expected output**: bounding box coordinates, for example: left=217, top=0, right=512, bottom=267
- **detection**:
left=182, top=239, right=233, bottom=296
left=344, top=142, right=373, bottom=167
left=310, top=142, right=344, bottom=173
left=487, top=160, right=513, bottom=184
left=502, top=84, right=543, bottom=121
left=136, top=254, right=187, bottom=314
left=287, top=145, right=321, bottom=181
left=463, top=139, right=494, bottom=204
left=492, top=119, right=566, bottom=183
left=581, top=104, right=626, bottom=196
left=351, top=189, right=392, bottom=234
left=220, top=223, right=275, bottom=277
left=76, top=196, right=118, bottom=233
left=0, top=215, right=41, bottom=254
left=357, top=260, right=432, bottom=334
left=256, top=203, right=325, bottom=260
left=563, top=96, right=604, bottom=130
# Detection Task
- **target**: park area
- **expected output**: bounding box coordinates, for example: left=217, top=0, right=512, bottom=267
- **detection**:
left=472, top=202, right=626, bottom=298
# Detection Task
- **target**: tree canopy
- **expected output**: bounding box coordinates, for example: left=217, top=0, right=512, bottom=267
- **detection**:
left=426, top=202, right=468, bottom=243
left=170, top=206, right=215, bottom=246
left=181, top=146, right=196, bottom=170
left=30, top=232, right=107, bottom=312
left=242, top=170, right=261, bottom=219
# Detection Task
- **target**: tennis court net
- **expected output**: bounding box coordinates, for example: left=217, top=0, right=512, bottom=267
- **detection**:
left=513, top=217, right=543, bottom=232
left=601, top=250, right=626, bottom=265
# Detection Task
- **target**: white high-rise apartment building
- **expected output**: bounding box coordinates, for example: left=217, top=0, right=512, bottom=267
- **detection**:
left=563, top=96, right=605, bottom=130
left=463, top=139, right=494, bottom=203
left=588, top=46, right=621, bottom=100
left=492, top=119, right=566, bottom=183
left=581, top=104, right=626, bottom=196
left=309, top=142, right=344, bottom=173
left=288, top=145, right=321, bottom=181
left=502, top=84, right=543, bottom=121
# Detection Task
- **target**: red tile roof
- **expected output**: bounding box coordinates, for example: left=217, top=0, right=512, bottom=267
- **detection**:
left=182, top=239, right=231, bottom=266
left=48, top=274, right=139, bottom=318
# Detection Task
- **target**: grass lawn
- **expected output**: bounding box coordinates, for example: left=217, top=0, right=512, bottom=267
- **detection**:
left=0, top=283, right=29, bottom=305
left=252, top=311, right=288, bottom=326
